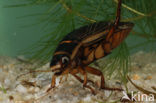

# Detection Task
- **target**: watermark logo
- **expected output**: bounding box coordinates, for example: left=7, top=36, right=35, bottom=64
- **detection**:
left=122, top=91, right=155, bottom=102
left=122, top=91, right=131, bottom=101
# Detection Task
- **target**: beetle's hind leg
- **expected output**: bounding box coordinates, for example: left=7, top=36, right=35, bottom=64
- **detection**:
left=85, top=66, right=123, bottom=91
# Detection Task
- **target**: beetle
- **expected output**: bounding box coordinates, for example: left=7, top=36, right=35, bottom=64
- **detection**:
left=47, top=0, right=134, bottom=94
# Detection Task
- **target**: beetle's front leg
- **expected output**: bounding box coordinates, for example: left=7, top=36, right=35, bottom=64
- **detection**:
left=47, top=68, right=70, bottom=92
left=46, top=73, right=58, bottom=92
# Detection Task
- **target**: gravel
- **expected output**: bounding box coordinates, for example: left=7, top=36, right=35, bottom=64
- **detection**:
left=0, top=51, right=156, bottom=103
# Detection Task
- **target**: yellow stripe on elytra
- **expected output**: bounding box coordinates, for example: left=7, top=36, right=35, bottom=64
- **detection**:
left=71, top=30, right=109, bottom=60
left=54, top=51, right=70, bottom=56
left=60, top=40, right=73, bottom=44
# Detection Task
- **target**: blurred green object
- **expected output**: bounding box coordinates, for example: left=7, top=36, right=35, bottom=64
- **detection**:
left=0, top=0, right=45, bottom=56
left=0, top=85, right=7, bottom=94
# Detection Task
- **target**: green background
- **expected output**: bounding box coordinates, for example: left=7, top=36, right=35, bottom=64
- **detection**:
left=0, top=0, right=45, bottom=56
left=0, top=0, right=156, bottom=57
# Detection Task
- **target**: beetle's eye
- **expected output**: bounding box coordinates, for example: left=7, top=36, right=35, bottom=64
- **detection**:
left=62, top=56, right=69, bottom=64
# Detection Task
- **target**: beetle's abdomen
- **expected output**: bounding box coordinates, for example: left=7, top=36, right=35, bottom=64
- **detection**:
left=82, top=22, right=134, bottom=65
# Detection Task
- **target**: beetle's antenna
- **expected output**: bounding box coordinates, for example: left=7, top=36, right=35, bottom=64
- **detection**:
left=114, top=0, right=122, bottom=27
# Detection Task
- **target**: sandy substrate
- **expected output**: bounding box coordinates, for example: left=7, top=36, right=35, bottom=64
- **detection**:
left=0, top=51, right=156, bottom=103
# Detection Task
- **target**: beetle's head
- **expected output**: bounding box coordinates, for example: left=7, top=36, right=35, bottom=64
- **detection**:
left=50, top=54, right=70, bottom=74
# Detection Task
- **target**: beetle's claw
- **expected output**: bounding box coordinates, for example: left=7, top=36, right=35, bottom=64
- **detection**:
left=87, top=80, right=94, bottom=85
left=46, top=86, right=55, bottom=92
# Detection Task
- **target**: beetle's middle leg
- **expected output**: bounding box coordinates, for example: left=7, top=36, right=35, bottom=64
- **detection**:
left=70, top=68, right=95, bottom=94
left=85, top=66, right=123, bottom=91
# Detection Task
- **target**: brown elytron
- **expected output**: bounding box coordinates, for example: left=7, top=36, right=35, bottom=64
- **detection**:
left=48, top=0, right=134, bottom=94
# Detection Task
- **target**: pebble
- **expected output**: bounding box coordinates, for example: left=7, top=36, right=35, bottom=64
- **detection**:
left=4, top=78, right=10, bottom=87
left=25, top=94, right=33, bottom=100
left=104, top=91, right=112, bottom=97
left=132, top=74, right=140, bottom=80
left=83, top=95, right=91, bottom=101
left=16, top=84, right=27, bottom=93
left=34, top=87, right=40, bottom=92
left=145, top=76, right=152, bottom=80
left=55, top=78, right=60, bottom=86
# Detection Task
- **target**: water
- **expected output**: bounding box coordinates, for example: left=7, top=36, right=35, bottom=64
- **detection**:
left=0, top=1, right=46, bottom=57
left=0, top=0, right=156, bottom=57
left=0, top=0, right=156, bottom=103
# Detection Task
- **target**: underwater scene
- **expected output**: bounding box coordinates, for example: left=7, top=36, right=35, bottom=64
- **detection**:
left=0, top=0, right=156, bottom=103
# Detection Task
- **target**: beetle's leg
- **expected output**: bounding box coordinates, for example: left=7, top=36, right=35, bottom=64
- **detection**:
left=80, top=70, right=87, bottom=86
left=72, top=74, right=83, bottom=83
left=115, top=0, right=121, bottom=27
left=59, top=75, right=63, bottom=84
left=59, top=74, right=68, bottom=84
left=47, top=74, right=57, bottom=92
left=106, top=27, right=115, bottom=42
left=70, top=69, right=94, bottom=84
left=106, top=0, right=122, bottom=42
left=47, top=68, right=70, bottom=92
left=78, top=67, right=87, bottom=86
left=72, top=74, right=96, bottom=95
left=85, top=66, right=123, bottom=91
left=65, top=74, right=68, bottom=81
left=70, top=68, right=95, bottom=94
left=85, top=66, right=105, bottom=88
left=78, top=67, right=96, bottom=94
